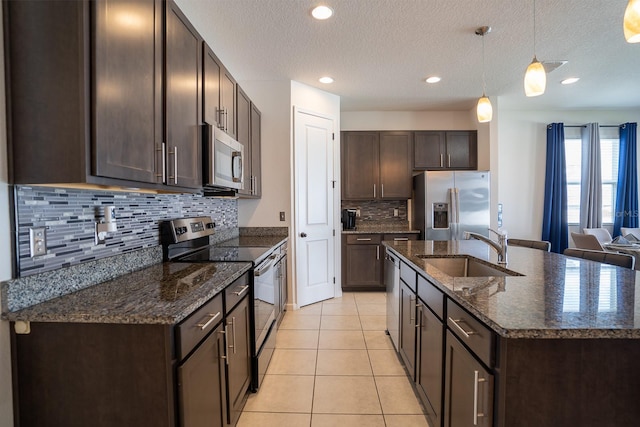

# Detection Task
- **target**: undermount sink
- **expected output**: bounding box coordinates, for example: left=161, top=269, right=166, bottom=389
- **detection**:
left=416, top=255, right=523, bottom=277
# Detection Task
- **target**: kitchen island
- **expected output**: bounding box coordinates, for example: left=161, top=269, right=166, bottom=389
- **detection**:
left=384, top=239, right=640, bottom=427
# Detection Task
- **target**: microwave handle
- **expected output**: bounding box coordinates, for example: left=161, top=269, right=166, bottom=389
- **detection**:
left=232, top=151, right=242, bottom=183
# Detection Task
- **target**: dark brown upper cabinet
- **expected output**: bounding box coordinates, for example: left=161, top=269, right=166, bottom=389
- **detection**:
left=203, top=44, right=237, bottom=138
left=5, top=0, right=202, bottom=191
left=414, top=131, right=477, bottom=170
left=165, top=0, right=202, bottom=189
left=237, top=86, right=262, bottom=198
left=249, top=103, right=262, bottom=198
left=341, top=131, right=413, bottom=200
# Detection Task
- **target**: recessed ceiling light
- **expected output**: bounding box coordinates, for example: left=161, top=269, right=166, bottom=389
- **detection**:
left=425, top=76, right=441, bottom=84
left=311, top=5, right=333, bottom=20
left=319, top=76, right=334, bottom=84
left=561, top=77, right=580, bottom=85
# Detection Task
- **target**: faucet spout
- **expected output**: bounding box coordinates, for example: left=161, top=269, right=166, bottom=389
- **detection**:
left=463, top=229, right=508, bottom=264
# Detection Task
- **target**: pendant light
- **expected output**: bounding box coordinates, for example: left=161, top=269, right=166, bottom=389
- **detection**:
left=475, top=26, right=492, bottom=123
left=624, top=0, right=640, bottom=43
left=524, top=0, right=546, bottom=97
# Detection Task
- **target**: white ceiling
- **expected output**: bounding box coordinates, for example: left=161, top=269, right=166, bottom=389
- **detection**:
left=176, top=0, right=640, bottom=112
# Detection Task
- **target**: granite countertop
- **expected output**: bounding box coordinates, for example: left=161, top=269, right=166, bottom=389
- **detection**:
left=342, top=221, right=420, bottom=235
left=3, top=262, right=251, bottom=325
left=216, top=235, right=288, bottom=248
left=384, top=240, right=640, bottom=339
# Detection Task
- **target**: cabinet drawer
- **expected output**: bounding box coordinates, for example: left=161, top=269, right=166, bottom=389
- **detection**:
left=176, top=292, right=224, bottom=360
left=400, top=261, right=416, bottom=292
left=346, top=234, right=382, bottom=244
left=225, top=272, right=251, bottom=312
left=384, top=233, right=418, bottom=242
left=446, top=299, right=494, bottom=367
left=417, top=273, right=444, bottom=320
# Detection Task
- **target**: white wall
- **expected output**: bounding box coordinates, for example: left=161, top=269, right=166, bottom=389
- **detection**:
left=0, top=4, right=14, bottom=423
left=497, top=106, right=640, bottom=240
left=236, top=81, right=292, bottom=227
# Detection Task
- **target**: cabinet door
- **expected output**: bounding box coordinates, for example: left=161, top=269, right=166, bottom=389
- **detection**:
left=414, top=131, right=446, bottom=170
left=344, top=243, right=383, bottom=289
left=236, top=86, right=252, bottom=196
left=399, top=281, right=417, bottom=377
left=165, top=1, right=202, bottom=189
left=178, top=324, right=227, bottom=427
left=417, top=304, right=443, bottom=426
left=226, top=296, right=251, bottom=425
left=250, top=103, right=262, bottom=197
left=379, top=132, right=413, bottom=199
left=446, top=131, right=478, bottom=170
left=94, top=0, right=163, bottom=184
left=203, top=45, right=221, bottom=127
left=444, top=331, right=493, bottom=427
left=220, top=68, right=237, bottom=138
left=342, top=132, right=379, bottom=200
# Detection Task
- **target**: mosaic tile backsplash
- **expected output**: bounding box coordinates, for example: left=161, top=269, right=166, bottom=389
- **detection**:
left=341, top=200, right=408, bottom=221
left=14, top=186, right=238, bottom=277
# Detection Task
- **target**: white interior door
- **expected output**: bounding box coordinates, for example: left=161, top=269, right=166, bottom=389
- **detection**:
left=294, top=109, right=336, bottom=307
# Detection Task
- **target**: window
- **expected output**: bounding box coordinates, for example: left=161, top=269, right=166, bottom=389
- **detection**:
left=564, top=127, right=620, bottom=224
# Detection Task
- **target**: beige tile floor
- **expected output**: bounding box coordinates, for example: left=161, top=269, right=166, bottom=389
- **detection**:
left=238, top=292, right=430, bottom=427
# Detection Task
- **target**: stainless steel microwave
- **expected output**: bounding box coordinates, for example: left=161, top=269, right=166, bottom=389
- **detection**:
left=203, top=125, right=244, bottom=190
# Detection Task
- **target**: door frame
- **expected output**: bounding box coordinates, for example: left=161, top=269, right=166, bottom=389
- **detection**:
left=290, top=106, right=342, bottom=309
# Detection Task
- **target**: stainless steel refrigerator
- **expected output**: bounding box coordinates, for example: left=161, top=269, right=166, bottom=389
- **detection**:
left=413, top=171, right=490, bottom=240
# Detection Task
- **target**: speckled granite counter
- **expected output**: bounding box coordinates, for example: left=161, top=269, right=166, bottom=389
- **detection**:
left=3, top=261, right=250, bottom=324
left=384, top=240, right=640, bottom=339
left=216, top=235, right=287, bottom=248
left=342, top=221, right=420, bottom=235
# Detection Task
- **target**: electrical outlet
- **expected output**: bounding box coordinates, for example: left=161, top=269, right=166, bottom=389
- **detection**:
left=393, top=208, right=399, bottom=217
left=279, top=212, right=285, bottom=221
left=355, top=209, right=361, bottom=217
left=29, top=227, right=47, bottom=257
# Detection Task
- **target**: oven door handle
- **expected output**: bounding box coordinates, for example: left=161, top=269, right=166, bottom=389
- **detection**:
left=254, top=258, right=276, bottom=276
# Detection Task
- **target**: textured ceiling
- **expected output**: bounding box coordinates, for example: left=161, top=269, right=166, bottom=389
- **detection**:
left=175, top=0, right=640, bottom=112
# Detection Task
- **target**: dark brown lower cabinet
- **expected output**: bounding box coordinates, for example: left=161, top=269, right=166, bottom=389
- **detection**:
left=416, top=302, right=443, bottom=427
left=444, top=330, right=493, bottom=427
left=225, top=296, right=251, bottom=426
left=178, top=322, right=227, bottom=427
left=398, top=281, right=417, bottom=376
left=342, top=234, right=383, bottom=291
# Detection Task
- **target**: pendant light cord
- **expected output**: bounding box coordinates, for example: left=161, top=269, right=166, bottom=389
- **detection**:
left=533, top=0, right=537, bottom=56
left=482, top=33, right=487, bottom=95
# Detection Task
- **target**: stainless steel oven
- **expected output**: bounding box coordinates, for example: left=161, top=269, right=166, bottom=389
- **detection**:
left=162, top=216, right=281, bottom=391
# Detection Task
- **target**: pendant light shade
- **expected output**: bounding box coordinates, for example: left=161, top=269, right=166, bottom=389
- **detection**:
left=524, top=56, right=546, bottom=97
left=624, top=0, right=640, bottom=43
left=477, top=95, right=493, bottom=123
left=475, top=26, right=492, bottom=123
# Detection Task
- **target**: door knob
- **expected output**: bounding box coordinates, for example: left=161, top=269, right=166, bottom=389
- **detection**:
left=300, top=232, right=307, bottom=238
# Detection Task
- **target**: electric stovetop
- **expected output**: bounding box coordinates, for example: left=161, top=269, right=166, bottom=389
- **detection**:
left=178, top=245, right=273, bottom=265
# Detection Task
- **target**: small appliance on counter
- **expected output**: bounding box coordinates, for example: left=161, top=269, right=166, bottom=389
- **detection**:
left=341, top=209, right=357, bottom=230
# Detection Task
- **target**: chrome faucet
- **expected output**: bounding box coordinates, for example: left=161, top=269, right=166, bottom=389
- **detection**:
left=464, top=229, right=508, bottom=265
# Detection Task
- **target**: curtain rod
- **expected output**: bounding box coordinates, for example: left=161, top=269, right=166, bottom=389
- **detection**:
left=563, top=125, right=620, bottom=128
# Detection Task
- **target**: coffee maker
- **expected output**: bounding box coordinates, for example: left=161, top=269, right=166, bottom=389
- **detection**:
left=341, top=209, right=357, bottom=230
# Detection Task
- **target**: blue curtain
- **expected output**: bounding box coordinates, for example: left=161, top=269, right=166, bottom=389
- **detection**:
left=613, top=122, right=638, bottom=237
left=542, top=123, right=569, bottom=253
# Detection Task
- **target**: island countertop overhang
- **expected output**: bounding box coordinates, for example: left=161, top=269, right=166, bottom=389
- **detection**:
left=383, top=239, right=640, bottom=339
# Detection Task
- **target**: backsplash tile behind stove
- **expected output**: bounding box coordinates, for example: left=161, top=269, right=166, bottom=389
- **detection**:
left=341, top=200, right=408, bottom=221
left=14, top=186, right=238, bottom=277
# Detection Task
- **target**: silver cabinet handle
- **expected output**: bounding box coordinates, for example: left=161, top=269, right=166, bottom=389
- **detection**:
left=410, top=295, right=416, bottom=323
left=381, top=184, right=384, bottom=198
left=448, top=154, right=451, bottom=167
left=373, top=184, right=376, bottom=198
left=440, top=153, right=444, bottom=167
left=233, top=285, right=249, bottom=297
left=220, top=327, right=228, bottom=365
left=156, top=143, right=166, bottom=182
left=195, top=311, right=221, bottom=330
left=168, top=146, right=178, bottom=184
left=217, top=108, right=224, bottom=129
left=356, top=238, right=372, bottom=241
left=376, top=245, right=380, bottom=260
left=415, top=305, right=423, bottom=328
left=449, top=317, right=477, bottom=339
left=230, top=317, right=237, bottom=354
left=394, top=237, right=409, bottom=241
left=473, top=370, right=487, bottom=425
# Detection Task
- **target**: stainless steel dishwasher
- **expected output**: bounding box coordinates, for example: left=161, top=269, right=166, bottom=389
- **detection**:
left=385, top=250, right=400, bottom=351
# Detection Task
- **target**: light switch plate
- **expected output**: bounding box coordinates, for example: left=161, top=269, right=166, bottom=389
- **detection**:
left=279, top=212, right=285, bottom=221
left=29, top=227, right=47, bottom=257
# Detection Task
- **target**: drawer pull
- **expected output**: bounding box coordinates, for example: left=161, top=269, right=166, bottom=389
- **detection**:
left=473, top=370, right=487, bottom=425
left=356, top=238, right=372, bottom=241
left=196, top=311, right=221, bottom=330
left=233, top=285, right=249, bottom=297
left=449, top=317, right=477, bottom=339
left=394, top=237, right=409, bottom=241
